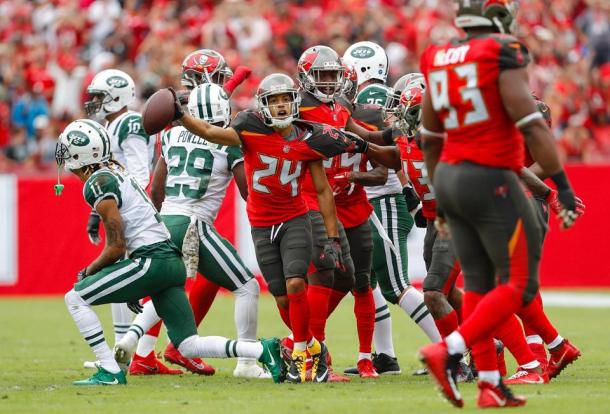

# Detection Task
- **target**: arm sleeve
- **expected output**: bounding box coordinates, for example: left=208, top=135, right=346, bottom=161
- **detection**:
left=299, top=121, right=353, bottom=158
left=226, top=145, right=244, bottom=170
left=498, top=37, right=531, bottom=71
left=84, top=172, right=122, bottom=210
left=122, top=137, right=151, bottom=189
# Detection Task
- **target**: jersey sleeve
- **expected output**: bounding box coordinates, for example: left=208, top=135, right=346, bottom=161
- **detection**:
left=84, top=172, right=122, bottom=210
left=230, top=110, right=255, bottom=138
left=352, top=105, right=385, bottom=131
left=225, top=145, right=244, bottom=170
left=296, top=121, right=352, bottom=158
left=497, top=36, right=531, bottom=71
left=160, top=129, right=171, bottom=159
left=118, top=114, right=150, bottom=149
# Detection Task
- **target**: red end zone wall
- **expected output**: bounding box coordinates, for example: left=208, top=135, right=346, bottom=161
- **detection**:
left=0, top=165, right=608, bottom=295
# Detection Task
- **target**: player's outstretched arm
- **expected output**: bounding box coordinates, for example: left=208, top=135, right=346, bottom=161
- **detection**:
left=84, top=199, right=127, bottom=276
left=150, top=157, right=168, bottom=211
left=310, top=160, right=339, bottom=239
left=350, top=160, right=388, bottom=187
left=346, top=117, right=394, bottom=146
left=179, top=113, right=241, bottom=146
left=345, top=132, right=401, bottom=170
left=420, top=89, right=445, bottom=183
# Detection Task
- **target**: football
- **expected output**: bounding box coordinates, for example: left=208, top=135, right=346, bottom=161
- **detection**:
left=142, top=88, right=175, bottom=135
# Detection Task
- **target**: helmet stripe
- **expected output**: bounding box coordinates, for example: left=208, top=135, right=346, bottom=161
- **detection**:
left=80, top=119, right=109, bottom=157
left=205, top=83, right=212, bottom=120
left=197, top=86, right=204, bottom=119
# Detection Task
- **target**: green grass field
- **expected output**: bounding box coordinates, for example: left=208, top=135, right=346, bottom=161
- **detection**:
left=1, top=295, right=609, bottom=414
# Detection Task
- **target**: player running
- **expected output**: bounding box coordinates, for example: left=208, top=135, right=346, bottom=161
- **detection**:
left=82, top=68, right=164, bottom=370
left=417, top=0, right=579, bottom=408
left=56, top=120, right=282, bottom=386
left=117, top=83, right=269, bottom=379
left=173, top=73, right=354, bottom=383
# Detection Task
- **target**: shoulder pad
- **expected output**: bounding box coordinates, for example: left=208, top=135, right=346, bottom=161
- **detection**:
left=232, top=110, right=271, bottom=136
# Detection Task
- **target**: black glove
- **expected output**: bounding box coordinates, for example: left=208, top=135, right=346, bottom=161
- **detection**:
left=168, top=87, right=185, bottom=121
left=87, top=210, right=101, bottom=245
left=402, top=185, right=420, bottom=212
left=176, top=89, right=190, bottom=105
left=329, top=237, right=345, bottom=272
left=127, top=301, right=143, bottom=314
left=550, top=171, right=578, bottom=229
left=344, top=131, right=369, bottom=153
left=77, top=267, right=88, bottom=282
left=414, top=208, right=427, bottom=228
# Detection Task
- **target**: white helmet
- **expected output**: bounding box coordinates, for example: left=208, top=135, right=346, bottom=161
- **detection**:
left=55, top=119, right=112, bottom=171
left=187, top=83, right=231, bottom=128
left=85, top=69, right=136, bottom=118
left=342, top=41, right=388, bottom=86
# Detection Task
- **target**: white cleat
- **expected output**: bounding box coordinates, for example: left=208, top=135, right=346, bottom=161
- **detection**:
left=233, top=361, right=272, bottom=379
left=83, top=360, right=100, bottom=369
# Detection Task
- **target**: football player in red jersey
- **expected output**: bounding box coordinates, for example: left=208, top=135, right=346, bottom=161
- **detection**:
left=172, top=73, right=354, bottom=384
left=297, top=45, right=394, bottom=379
left=416, top=0, right=579, bottom=408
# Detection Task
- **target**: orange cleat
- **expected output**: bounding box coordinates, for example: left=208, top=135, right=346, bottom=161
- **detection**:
left=357, top=358, right=379, bottom=379
left=129, top=351, right=183, bottom=375
left=418, top=342, right=463, bottom=408
left=477, top=381, right=527, bottom=408
left=504, top=368, right=549, bottom=385
left=163, top=342, right=215, bottom=375
left=546, top=339, right=581, bottom=379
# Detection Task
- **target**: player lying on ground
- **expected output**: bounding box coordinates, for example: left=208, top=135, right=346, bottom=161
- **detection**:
left=173, top=73, right=356, bottom=383
left=56, top=120, right=282, bottom=385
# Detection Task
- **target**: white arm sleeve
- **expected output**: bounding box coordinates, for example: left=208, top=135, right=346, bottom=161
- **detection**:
left=122, top=136, right=151, bottom=189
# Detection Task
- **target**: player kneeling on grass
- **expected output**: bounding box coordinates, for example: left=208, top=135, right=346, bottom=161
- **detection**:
left=56, top=120, right=281, bottom=385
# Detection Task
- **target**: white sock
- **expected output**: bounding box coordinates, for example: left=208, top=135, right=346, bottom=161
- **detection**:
left=65, top=290, right=121, bottom=374
left=119, top=300, right=162, bottom=353
left=526, top=335, right=543, bottom=345
left=111, top=303, right=134, bottom=344
left=358, top=352, right=372, bottom=361
left=178, top=335, right=263, bottom=359
left=294, top=341, right=307, bottom=352
left=399, top=287, right=441, bottom=342
left=478, top=370, right=500, bottom=386
left=372, top=286, right=396, bottom=358
left=445, top=332, right=466, bottom=355
left=548, top=335, right=564, bottom=349
left=234, top=279, right=259, bottom=341
left=135, top=334, right=157, bottom=357
left=521, top=360, right=540, bottom=370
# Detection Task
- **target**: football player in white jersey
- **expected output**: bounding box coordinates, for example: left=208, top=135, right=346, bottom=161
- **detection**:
left=57, top=119, right=282, bottom=385
left=82, top=69, right=160, bottom=367
left=342, top=43, right=441, bottom=375
left=119, top=83, right=269, bottom=379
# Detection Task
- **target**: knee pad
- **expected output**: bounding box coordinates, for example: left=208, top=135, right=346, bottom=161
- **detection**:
left=267, top=279, right=287, bottom=297
left=285, top=258, right=308, bottom=278
left=234, top=278, right=260, bottom=298
left=332, top=270, right=354, bottom=293
left=65, top=289, right=87, bottom=308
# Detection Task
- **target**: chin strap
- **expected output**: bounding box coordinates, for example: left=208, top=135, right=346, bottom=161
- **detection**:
left=54, top=165, right=64, bottom=196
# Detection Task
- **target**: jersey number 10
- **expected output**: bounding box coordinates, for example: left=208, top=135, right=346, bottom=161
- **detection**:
left=428, top=63, right=490, bottom=130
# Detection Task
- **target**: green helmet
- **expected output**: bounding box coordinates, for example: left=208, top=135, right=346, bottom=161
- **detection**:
left=355, top=84, right=391, bottom=107
left=454, top=0, right=519, bottom=35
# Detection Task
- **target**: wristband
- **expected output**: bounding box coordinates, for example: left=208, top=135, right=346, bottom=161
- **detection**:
left=550, top=170, right=570, bottom=192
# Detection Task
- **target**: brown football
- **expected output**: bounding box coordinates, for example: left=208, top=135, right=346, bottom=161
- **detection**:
left=142, top=88, right=175, bottom=135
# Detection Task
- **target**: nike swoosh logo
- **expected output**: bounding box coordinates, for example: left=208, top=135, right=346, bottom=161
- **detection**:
left=489, top=391, right=507, bottom=407
left=551, top=354, right=566, bottom=367
left=287, top=372, right=300, bottom=380
left=101, top=378, right=119, bottom=385
left=137, top=363, right=158, bottom=372
left=316, top=369, right=329, bottom=382
left=266, top=349, right=276, bottom=368
left=520, top=378, right=544, bottom=384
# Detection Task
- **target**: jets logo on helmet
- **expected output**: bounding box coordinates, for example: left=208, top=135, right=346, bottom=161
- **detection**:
left=454, top=0, right=519, bottom=34
left=105, top=76, right=129, bottom=88
left=342, top=41, right=388, bottom=86
left=67, top=130, right=91, bottom=146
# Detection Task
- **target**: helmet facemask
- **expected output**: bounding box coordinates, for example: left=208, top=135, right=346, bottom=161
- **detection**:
left=305, top=68, right=344, bottom=103
left=258, top=91, right=301, bottom=129
left=84, top=90, right=114, bottom=118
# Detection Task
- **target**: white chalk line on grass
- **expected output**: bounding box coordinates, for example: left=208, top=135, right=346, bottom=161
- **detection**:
left=541, top=292, right=610, bottom=308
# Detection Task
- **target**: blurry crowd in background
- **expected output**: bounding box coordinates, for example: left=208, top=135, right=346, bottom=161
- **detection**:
left=0, top=0, right=608, bottom=173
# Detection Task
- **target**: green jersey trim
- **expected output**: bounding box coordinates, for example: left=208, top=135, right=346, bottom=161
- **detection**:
left=84, top=170, right=123, bottom=210
left=117, top=113, right=150, bottom=149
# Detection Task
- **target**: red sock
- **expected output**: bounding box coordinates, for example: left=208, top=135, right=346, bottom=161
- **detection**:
left=495, top=314, right=536, bottom=367
left=308, top=285, right=332, bottom=342
left=277, top=302, right=291, bottom=329
left=517, top=292, right=558, bottom=344
left=288, top=290, right=310, bottom=343
left=353, top=288, right=375, bottom=354
left=189, top=276, right=221, bottom=326
left=435, top=310, right=459, bottom=338
left=458, top=285, right=522, bottom=348
left=460, top=290, right=497, bottom=372
left=327, top=289, right=348, bottom=317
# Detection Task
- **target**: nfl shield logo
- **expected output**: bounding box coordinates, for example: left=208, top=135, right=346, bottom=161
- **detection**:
left=283, top=145, right=290, bottom=153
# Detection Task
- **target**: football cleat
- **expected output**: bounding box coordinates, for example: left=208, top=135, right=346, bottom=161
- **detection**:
left=233, top=360, right=272, bottom=379
left=286, top=349, right=307, bottom=383
left=528, top=343, right=548, bottom=372
left=83, top=360, right=100, bottom=370
left=163, top=342, right=215, bottom=376
left=456, top=360, right=475, bottom=383
left=310, top=341, right=330, bottom=383
left=418, top=342, right=463, bottom=408
left=129, top=351, right=183, bottom=375
left=477, top=380, right=527, bottom=408
left=495, top=339, right=507, bottom=377
left=546, top=339, right=581, bottom=379
left=412, top=367, right=429, bottom=376
left=328, top=369, right=351, bottom=382
left=357, top=358, right=379, bottom=379
left=373, top=353, right=402, bottom=375
left=258, top=337, right=283, bottom=383
left=73, top=366, right=127, bottom=386
left=504, top=368, right=549, bottom=385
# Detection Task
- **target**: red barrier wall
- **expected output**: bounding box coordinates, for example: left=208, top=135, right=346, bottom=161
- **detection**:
left=0, top=165, right=608, bottom=294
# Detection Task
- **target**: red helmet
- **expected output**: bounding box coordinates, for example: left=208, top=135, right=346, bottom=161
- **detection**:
left=384, top=72, right=425, bottom=121
left=342, top=62, right=358, bottom=102
left=181, top=49, right=233, bottom=89
left=297, top=45, right=344, bottom=103
left=396, top=84, right=424, bottom=136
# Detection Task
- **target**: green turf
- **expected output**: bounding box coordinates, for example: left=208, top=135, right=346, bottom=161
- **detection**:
left=0, top=295, right=608, bottom=414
